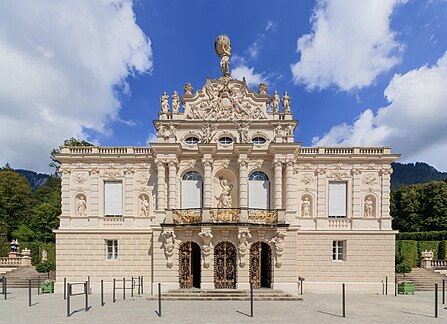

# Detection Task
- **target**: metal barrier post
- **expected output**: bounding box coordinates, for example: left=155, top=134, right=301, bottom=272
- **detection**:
left=113, top=279, right=116, bottom=303
left=158, top=282, right=162, bottom=317
left=138, top=276, right=141, bottom=295
left=64, top=278, right=67, bottom=300
left=395, top=277, right=397, bottom=297
left=85, top=282, right=89, bottom=312
left=250, top=282, right=254, bottom=317
left=435, top=283, right=438, bottom=318
left=131, top=276, right=134, bottom=298
left=443, top=279, right=445, bottom=305
left=37, top=276, right=40, bottom=295
left=123, top=277, right=126, bottom=300
left=4, top=277, right=6, bottom=300
left=67, top=283, right=71, bottom=317
left=141, top=276, right=144, bottom=294
left=101, top=280, right=104, bottom=306
left=342, top=283, right=346, bottom=318
left=382, top=280, right=384, bottom=295
left=385, top=277, right=388, bottom=295
left=87, top=276, right=91, bottom=295
left=28, top=279, right=32, bottom=307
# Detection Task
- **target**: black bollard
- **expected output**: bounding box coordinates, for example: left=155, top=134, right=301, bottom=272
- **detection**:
left=87, top=276, right=91, bottom=295
left=113, top=279, right=116, bottom=303
left=123, top=277, right=126, bottom=300
left=158, top=282, right=162, bottom=317
left=138, top=276, right=141, bottom=295
left=395, top=277, right=397, bottom=297
left=85, top=282, right=89, bottom=312
left=141, top=276, right=144, bottom=295
left=4, top=277, right=6, bottom=300
left=382, top=280, right=384, bottom=295
left=64, top=278, right=67, bottom=300
left=67, top=283, right=71, bottom=317
left=37, top=276, right=40, bottom=295
left=342, top=283, right=346, bottom=318
left=101, top=280, right=104, bottom=306
left=28, top=279, right=32, bottom=307
left=131, top=276, right=134, bottom=298
left=385, top=277, right=388, bottom=295
left=250, top=282, right=254, bottom=317
left=435, top=283, right=438, bottom=318
left=443, top=279, right=445, bottom=305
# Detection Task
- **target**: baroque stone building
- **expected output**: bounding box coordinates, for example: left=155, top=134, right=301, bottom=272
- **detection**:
left=54, top=35, right=399, bottom=294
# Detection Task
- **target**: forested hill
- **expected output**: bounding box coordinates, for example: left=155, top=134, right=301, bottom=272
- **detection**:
left=391, top=162, right=447, bottom=190
left=0, top=168, right=50, bottom=191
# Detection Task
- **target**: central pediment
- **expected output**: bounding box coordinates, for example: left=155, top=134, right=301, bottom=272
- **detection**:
left=182, top=76, right=269, bottom=121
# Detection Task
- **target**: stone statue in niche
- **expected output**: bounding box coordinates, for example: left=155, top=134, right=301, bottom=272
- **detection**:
left=201, top=123, right=217, bottom=143
left=76, top=196, right=86, bottom=217
left=216, top=176, right=233, bottom=208
left=235, top=121, right=250, bottom=143
left=139, top=195, right=150, bottom=217
left=171, top=91, right=180, bottom=113
left=214, top=34, right=232, bottom=77
left=281, top=91, right=291, bottom=113
left=271, top=90, right=280, bottom=113
left=364, top=196, right=373, bottom=217
left=301, top=197, right=311, bottom=217
left=161, top=230, right=176, bottom=268
left=160, top=91, right=170, bottom=113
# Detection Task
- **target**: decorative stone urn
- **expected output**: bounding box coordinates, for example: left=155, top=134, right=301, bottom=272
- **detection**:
left=420, top=250, right=434, bottom=269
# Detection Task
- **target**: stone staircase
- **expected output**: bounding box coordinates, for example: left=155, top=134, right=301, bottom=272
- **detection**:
left=2, top=266, right=48, bottom=288
left=147, top=289, right=303, bottom=301
left=397, top=268, right=447, bottom=291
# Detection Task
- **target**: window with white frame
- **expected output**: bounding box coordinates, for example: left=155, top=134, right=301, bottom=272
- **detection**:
left=328, top=181, right=347, bottom=217
left=248, top=171, right=269, bottom=209
left=181, top=171, right=203, bottom=209
left=332, top=240, right=345, bottom=261
left=104, top=181, right=123, bottom=216
left=106, top=240, right=118, bottom=260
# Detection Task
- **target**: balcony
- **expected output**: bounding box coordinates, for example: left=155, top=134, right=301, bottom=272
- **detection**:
left=172, top=208, right=281, bottom=225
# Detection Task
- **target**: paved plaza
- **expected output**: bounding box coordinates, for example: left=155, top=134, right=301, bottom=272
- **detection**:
left=0, top=289, right=446, bottom=323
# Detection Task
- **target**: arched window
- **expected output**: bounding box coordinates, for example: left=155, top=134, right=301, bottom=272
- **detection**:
left=248, top=171, right=269, bottom=209
left=181, top=171, right=203, bottom=208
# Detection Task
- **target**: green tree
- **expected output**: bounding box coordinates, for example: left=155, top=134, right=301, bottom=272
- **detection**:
left=29, top=202, right=59, bottom=243
left=11, top=224, right=35, bottom=242
left=0, top=171, right=32, bottom=238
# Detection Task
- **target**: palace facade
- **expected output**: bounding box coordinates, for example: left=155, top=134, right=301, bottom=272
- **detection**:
left=54, top=36, right=399, bottom=294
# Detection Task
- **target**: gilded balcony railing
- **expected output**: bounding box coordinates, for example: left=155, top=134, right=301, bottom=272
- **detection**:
left=248, top=209, right=278, bottom=225
left=210, top=208, right=240, bottom=223
left=173, top=209, right=202, bottom=224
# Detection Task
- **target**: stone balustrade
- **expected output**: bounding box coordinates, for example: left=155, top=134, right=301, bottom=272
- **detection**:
left=430, top=259, right=447, bottom=269
left=299, top=147, right=390, bottom=155
left=61, top=146, right=152, bottom=155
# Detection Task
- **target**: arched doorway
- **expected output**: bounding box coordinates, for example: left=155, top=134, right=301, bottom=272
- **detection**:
left=214, top=241, right=237, bottom=289
left=249, top=242, right=272, bottom=288
left=179, top=241, right=201, bottom=288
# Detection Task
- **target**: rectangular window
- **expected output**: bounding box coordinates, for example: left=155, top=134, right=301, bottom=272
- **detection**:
left=104, top=181, right=123, bottom=216
left=106, top=240, right=118, bottom=260
left=328, top=181, right=347, bottom=217
left=332, top=241, right=345, bottom=261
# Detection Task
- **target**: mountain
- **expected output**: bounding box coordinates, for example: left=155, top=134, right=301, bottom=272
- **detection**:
left=391, top=162, right=447, bottom=190
left=14, top=169, right=50, bottom=191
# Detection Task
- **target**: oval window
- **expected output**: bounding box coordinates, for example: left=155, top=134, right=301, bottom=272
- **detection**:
left=219, top=137, right=233, bottom=145
left=252, top=137, right=266, bottom=145
left=185, top=136, right=199, bottom=145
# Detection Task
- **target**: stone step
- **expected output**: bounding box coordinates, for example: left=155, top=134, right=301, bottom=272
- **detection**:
left=147, top=296, right=303, bottom=301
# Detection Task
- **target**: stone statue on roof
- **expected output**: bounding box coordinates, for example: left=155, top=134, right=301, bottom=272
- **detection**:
left=215, top=35, right=232, bottom=77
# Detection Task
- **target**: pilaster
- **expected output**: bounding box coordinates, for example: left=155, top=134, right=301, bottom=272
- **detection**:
left=156, top=161, right=166, bottom=210
left=273, top=160, right=283, bottom=209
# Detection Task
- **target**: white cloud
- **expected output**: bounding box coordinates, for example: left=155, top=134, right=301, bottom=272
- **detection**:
left=146, top=132, right=158, bottom=144
left=0, top=0, right=152, bottom=172
left=314, top=51, right=447, bottom=170
left=291, top=0, right=406, bottom=91
left=231, top=65, right=267, bottom=87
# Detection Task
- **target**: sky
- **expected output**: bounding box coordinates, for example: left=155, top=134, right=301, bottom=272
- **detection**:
left=0, top=0, right=446, bottom=173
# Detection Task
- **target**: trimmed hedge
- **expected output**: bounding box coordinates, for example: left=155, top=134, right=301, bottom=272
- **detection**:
left=397, top=231, right=447, bottom=241
left=396, top=240, right=418, bottom=267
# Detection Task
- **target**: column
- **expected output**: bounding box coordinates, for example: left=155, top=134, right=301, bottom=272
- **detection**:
left=202, top=159, right=213, bottom=208
left=274, top=160, right=283, bottom=209
left=285, top=160, right=294, bottom=210
left=238, top=160, right=248, bottom=208
left=156, top=161, right=166, bottom=210
left=168, top=161, right=177, bottom=209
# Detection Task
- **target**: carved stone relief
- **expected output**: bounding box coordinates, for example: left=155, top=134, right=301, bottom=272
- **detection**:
left=198, top=228, right=213, bottom=269
left=216, top=176, right=233, bottom=208
left=238, top=228, right=251, bottom=268
left=161, top=229, right=176, bottom=268
left=270, top=230, right=286, bottom=268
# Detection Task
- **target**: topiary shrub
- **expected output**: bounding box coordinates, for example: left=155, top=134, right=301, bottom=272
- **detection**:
left=396, top=263, right=412, bottom=275
left=438, top=241, right=447, bottom=260
left=35, top=262, right=56, bottom=279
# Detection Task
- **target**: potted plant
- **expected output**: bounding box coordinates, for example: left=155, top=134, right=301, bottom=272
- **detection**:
left=40, top=278, right=55, bottom=293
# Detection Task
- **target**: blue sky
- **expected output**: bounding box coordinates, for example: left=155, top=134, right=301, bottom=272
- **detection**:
left=1, top=0, right=446, bottom=173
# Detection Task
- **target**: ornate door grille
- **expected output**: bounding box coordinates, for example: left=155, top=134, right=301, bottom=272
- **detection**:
left=214, top=241, right=237, bottom=289
left=179, top=242, right=193, bottom=288
left=249, top=242, right=272, bottom=288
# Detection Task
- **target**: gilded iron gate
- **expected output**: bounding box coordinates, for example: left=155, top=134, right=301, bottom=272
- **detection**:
left=249, top=242, right=272, bottom=288
left=214, top=241, right=237, bottom=289
left=179, top=242, right=193, bottom=288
